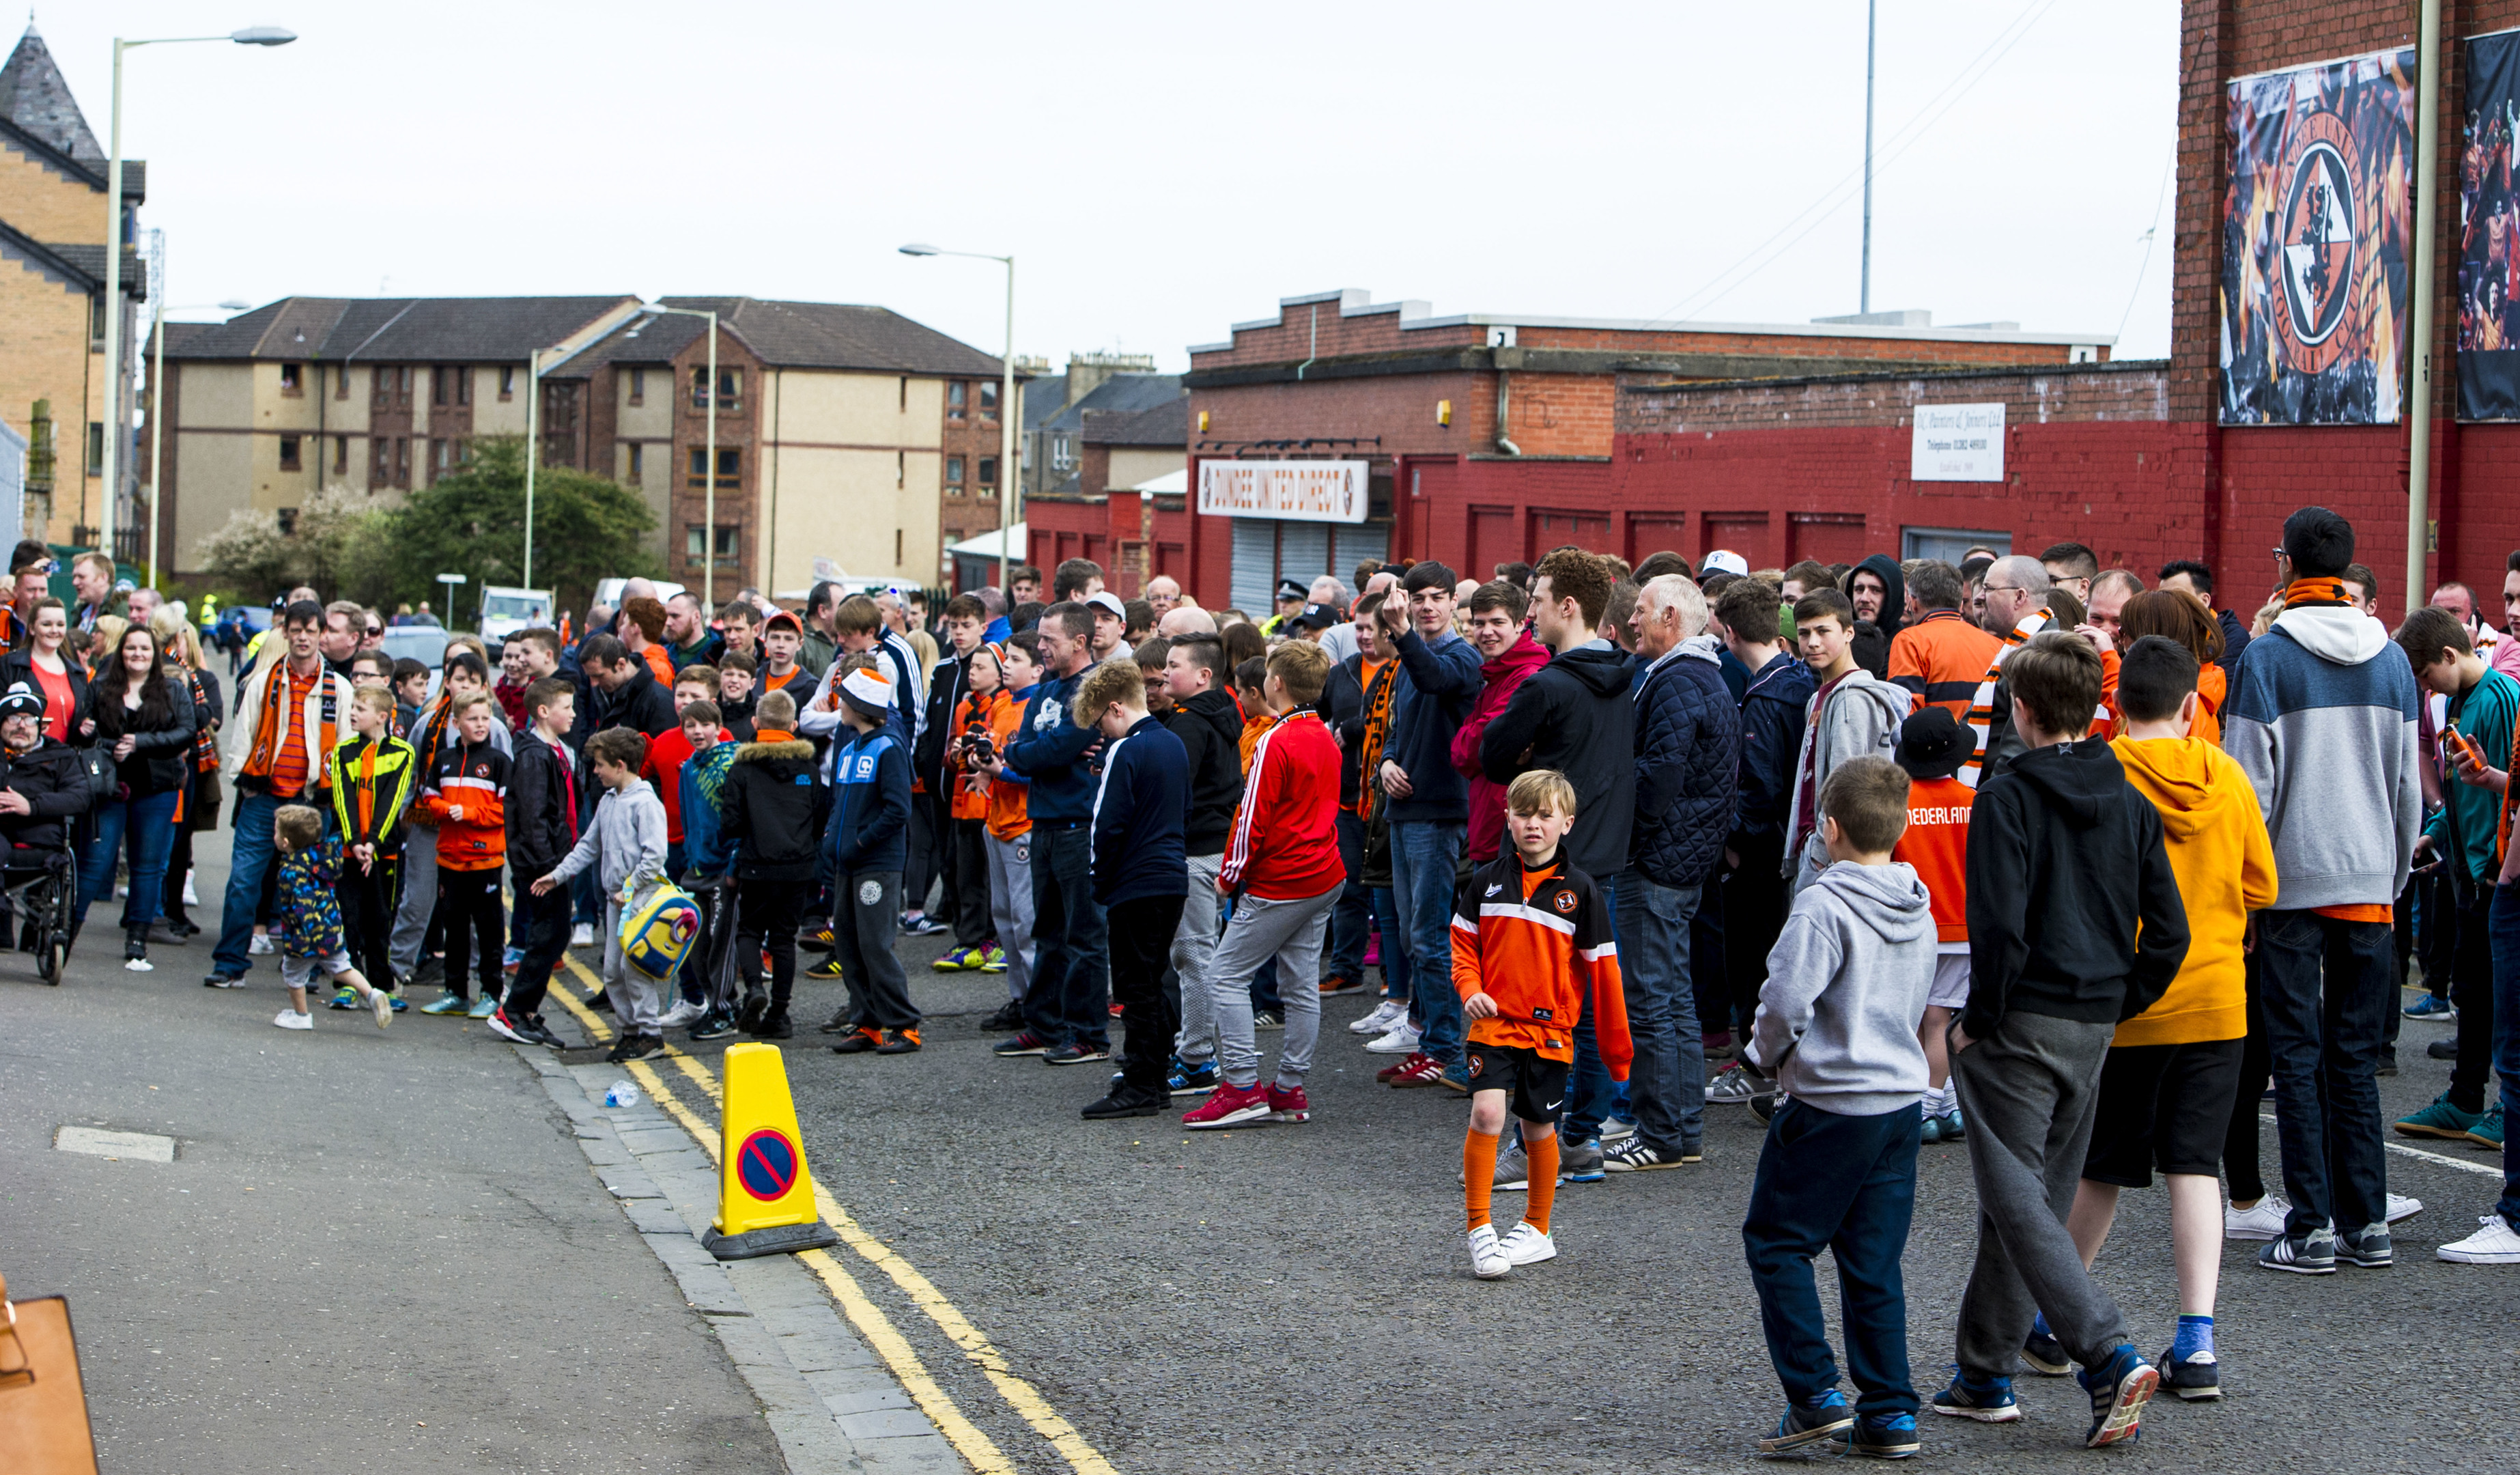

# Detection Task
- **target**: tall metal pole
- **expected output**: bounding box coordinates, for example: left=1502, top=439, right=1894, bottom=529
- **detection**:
left=704, top=315, right=718, bottom=609
left=2406, top=0, right=2444, bottom=615
left=101, top=40, right=127, bottom=560
left=1860, top=0, right=1876, bottom=315
left=149, top=300, right=165, bottom=589
left=999, top=257, right=1015, bottom=597
left=522, top=348, right=539, bottom=592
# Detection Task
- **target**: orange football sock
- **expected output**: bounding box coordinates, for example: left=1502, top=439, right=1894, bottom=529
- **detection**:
left=1525, top=1130, right=1559, bottom=1233
left=1464, top=1128, right=1501, bottom=1231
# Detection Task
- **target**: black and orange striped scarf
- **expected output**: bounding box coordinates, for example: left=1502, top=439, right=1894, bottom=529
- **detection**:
left=1959, top=613, right=2051, bottom=789
left=240, top=661, right=337, bottom=786
left=1353, top=658, right=1395, bottom=821
left=2282, top=576, right=2355, bottom=610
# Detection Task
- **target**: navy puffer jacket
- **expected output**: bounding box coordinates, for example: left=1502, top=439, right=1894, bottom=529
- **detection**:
left=1629, top=636, right=1742, bottom=888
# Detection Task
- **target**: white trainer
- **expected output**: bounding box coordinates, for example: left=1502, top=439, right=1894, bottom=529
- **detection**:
left=1363, top=1022, right=1422, bottom=1054
left=2385, top=1192, right=2423, bottom=1224
left=1467, top=1224, right=1510, bottom=1280
left=570, top=923, right=596, bottom=949
left=1707, top=1065, right=1765, bottom=1104
left=182, top=870, right=199, bottom=906
left=1348, top=998, right=1408, bottom=1036
left=658, top=999, right=703, bottom=1028
left=371, top=989, right=394, bottom=1030
left=272, top=1009, right=313, bottom=1031
left=249, top=932, right=275, bottom=955
left=1497, top=1223, right=1558, bottom=1266
left=2438, top=1214, right=2520, bottom=1264
left=124, top=957, right=153, bottom=973
left=2223, top=1196, right=2290, bottom=1241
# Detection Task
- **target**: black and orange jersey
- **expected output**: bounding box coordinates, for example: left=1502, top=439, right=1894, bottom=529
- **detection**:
left=1450, top=849, right=1630, bottom=1076
left=1888, top=609, right=2002, bottom=718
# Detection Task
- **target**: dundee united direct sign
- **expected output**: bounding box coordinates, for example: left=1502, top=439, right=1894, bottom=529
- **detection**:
left=1198, top=460, right=1369, bottom=524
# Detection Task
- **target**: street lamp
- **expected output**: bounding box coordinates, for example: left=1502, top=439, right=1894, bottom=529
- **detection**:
left=899, top=243, right=1016, bottom=597
left=146, top=291, right=253, bottom=590
left=100, top=25, right=296, bottom=568
left=627, top=304, right=722, bottom=608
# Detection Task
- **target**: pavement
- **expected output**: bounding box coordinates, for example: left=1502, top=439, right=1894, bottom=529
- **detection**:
left=9, top=821, right=2519, bottom=1474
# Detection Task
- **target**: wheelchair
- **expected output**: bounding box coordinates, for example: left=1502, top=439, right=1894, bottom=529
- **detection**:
left=4, top=852, right=76, bottom=985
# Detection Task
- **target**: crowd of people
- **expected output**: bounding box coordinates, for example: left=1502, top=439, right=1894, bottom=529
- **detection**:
left=18, top=505, right=2520, bottom=1456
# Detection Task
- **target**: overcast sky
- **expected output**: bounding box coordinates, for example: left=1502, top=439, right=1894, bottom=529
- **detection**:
left=51, top=0, right=2179, bottom=369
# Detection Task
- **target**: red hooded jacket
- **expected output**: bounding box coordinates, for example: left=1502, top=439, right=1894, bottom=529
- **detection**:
left=1450, top=631, right=1550, bottom=863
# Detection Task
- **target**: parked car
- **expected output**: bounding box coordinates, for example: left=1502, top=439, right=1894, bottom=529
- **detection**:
left=477, top=585, right=553, bottom=656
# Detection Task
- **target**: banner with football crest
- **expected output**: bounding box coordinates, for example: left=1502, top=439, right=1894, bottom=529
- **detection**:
left=2459, top=29, right=2520, bottom=420
left=2220, top=48, right=2417, bottom=425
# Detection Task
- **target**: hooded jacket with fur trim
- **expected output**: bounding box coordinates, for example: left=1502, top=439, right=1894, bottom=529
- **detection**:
left=721, top=735, right=828, bottom=882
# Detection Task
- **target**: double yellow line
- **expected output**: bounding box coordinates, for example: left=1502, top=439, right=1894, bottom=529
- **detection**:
left=546, top=956, right=1116, bottom=1475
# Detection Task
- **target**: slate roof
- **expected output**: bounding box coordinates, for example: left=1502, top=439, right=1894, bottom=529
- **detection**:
left=1022, top=375, right=1067, bottom=430
left=550, top=297, right=1013, bottom=379
left=166, top=296, right=639, bottom=361
left=1039, top=373, right=1183, bottom=434
left=1081, top=395, right=1187, bottom=448
left=0, top=25, right=100, bottom=164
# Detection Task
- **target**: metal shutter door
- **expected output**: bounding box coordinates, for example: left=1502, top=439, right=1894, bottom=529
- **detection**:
left=1230, top=519, right=1276, bottom=615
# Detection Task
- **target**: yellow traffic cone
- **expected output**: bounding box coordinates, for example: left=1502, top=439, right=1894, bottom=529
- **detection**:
left=700, top=1043, right=840, bottom=1260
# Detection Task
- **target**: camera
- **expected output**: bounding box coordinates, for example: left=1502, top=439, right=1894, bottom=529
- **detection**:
left=965, top=725, right=995, bottom=765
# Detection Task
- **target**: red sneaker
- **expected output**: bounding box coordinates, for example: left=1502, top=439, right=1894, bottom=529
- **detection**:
left=1377, top=1050, right=1432, bottom=1083
left=1182, top=1081, right=1271, bottom=1129
left=1267, top=1084, right=1310, bottom=1122
left=1316, top=974, right=1366, bottom=997
left=1389, top=1053, right=1447, bottom=1088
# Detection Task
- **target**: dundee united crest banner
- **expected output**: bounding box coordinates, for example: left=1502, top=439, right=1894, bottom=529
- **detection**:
left=2220, top=48, right=2417, bottom=425
left=2459, top=29, right=2520, bottom=419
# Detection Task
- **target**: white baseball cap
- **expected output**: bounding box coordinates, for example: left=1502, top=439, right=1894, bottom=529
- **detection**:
left=1700, top=550, right=1750, bottom=578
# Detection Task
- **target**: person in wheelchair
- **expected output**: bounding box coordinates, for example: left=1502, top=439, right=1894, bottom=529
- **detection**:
left=0, top=681, right=91, bottom=941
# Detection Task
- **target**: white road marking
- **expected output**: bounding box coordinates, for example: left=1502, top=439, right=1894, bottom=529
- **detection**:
left=55, top=1126, right=175, bottom=1162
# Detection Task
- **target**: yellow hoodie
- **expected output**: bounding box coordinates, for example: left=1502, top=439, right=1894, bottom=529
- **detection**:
left=2112, top=737, right=2278, bottom=1048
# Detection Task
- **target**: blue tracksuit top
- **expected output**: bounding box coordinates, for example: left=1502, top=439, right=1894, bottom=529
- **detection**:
left=823, top=725, right=911, bottom=874
left=1089, top=714, right=1190, bottom=907
left=1006, top=667, right=1100, bottom=825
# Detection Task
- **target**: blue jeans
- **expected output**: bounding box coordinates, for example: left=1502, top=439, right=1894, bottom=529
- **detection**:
left=212, top=791, right=287, bottom=977
left=2492, top=883, right=2520, bottom=1229
left=1025, top=823, right=1109, bottom=1050
left=1323, top=809, right=1370, bottom=983
left=1391, top=821, right=1464, bottom=1070
left=1743, top=1098, right=1921, bottom=1420
left=1370, top=885, right=1410, bottom=1002
left=1563, top=870, right=1624, bottom=1140
left=79, top=787, right=182, bottom=932
left=1618, top=874, right=1706, bottom=1153
left=2256, top=908, right=2394, bottom=1239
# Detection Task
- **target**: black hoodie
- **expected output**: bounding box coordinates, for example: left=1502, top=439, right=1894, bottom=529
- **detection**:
left=1477, top=641, right=1637, bottom=879
left=1845, top=553, right=1906, bottom=682
left=1165, top=687, right=1245, bottom=857
left=721, top=736, right=829, bottom=882
left=1961, top=736, right=2190, bottom=1039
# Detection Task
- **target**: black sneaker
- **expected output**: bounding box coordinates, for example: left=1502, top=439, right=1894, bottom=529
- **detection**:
left=1850, top=1412, right=1919, bottom=1459
left=2337, top=1222, right=2393, bottom=1267
left=817, top=1008, right=858, bottom=1034
left=1251, top=1009, right=1283, bottom=1030
left=798, top=925, right=836, bottom=953
left=751, top=1010, right=793, bottom=1041
left=1929, top=1373, right=2019, bottom=1423
left=1603, top=1138, right=1690, bottom=1172
left=203, top=972, right=246, bottom=989
left=1756, top=1391, right=1854, bottom=1455
left=981, top=1000, right=1024, bottom=1032
left=805, top=956, right=845, bottom=981
left=2021, top=1327, right=2071, bottom=1376
left=690, top=1011, right=740, bottom=1041
left=993, top=1030, right=1052, bottom=1056
left=876, top=1028, right=922, bottom=1055
left=830, top=1026, right=881, bottom=1054
left=604, top=1032, right=642, bottom=1064
left=487, top=1006, right=539, bottom=1046
left=2155, top=1347, right=2221, bottom=1402
left=1081, top=1090, right=1165, bottom=1120
left=2258, top=1225, right=2338, bottom=1274
left=737, top=989, right=768, bottom=1032
left=2076, top=1345, right=2157, bottom=1448
left=629, top=1031, right=668, bottom=1060
left=1043, top=1040, right=1111, bottom=1066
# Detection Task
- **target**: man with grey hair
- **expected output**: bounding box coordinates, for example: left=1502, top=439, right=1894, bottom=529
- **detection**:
left=1145, top=574, right=1183, bottom=619
left=1309, top=574, right=1358, bottom=664
left=1962, top=554, right=2056, bottom=785
left=1606, top=575, right=1740, bottom=1170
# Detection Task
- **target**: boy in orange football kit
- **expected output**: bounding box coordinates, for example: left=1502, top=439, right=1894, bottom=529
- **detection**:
left=1891, top=707, right=1977, bottom=1143
left=1453, top=769, right=1630, bottom=1279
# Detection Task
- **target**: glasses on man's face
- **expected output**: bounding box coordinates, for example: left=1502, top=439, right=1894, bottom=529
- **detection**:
left=365, top=626, right=383, bottom=638
left=1982, top=584, right=2022, bottom=595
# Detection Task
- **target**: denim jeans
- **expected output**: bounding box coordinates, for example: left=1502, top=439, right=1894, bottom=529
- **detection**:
left=2491, top=883, right=2520, bottom=1229
left=1391, top=821, right=1464, bottom=1070
left=79, top=787, right=182, bottom=932
left=1025, top=823, right=1109, bottom=1050
left=2256, top=908, right=2394, bottom=1239
left=1563, top=871, right=1624, bottom=1141
left=1618, top=874, right=1707, bottom=1153
left=1323, top=810, right=1371, bottom=984
left=1369, top=885, right=1411, bottom=1002
left=212, top=791, right=288, bottom=977
left=1743, top=1099, right=1921, bottom=1420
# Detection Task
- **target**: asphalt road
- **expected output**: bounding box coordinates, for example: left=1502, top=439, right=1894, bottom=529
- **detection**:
left=0, top=831, right=783, bottom=1475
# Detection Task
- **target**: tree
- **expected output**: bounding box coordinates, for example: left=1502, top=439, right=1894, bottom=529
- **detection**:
left=376, top=437, right=658, bottom=621
left=195, top=483, right=399, bottom=604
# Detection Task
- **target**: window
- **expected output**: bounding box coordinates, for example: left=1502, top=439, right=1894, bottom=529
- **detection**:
left=946, top=381, right=967, bottom=423
left=87, top=421, right=104, bottom=470
left=89, top=292, right=104, bottom=346
left=373, top=369, right=391, bottom=406
left=335, top=365, right=352, bottom=399
left=1052, top=433, right=1075, bottom=471
left=627, top=442, right=644, bottom=479
left=718, top=447, right=739, bottom=479
left=280, top=363, right=303, bottom=396
left=628, top=367, right=645, bottom=406
left=398, top=366, right=412, bottom=403
left=374, top=438, right=390, bottom=477
left=395, top=436, right=409, bottom=484
left=430, top=438, right=447, bottom=473
left=977, top=456, right=998, bottom=488
left=279, top=435, right=302, bottom=471
left=979, top=380, right=1000, bottom=421
left=685, top=447, right=741, bottom=488
left=945, top=455, right=965, bottom=486
left=498, top=365, right=515, bottom=399
left=332, top=435, right=348, bottom=473
left=685, top=524, right=739, bottom=567
left=896, top=450, right=905, bottom=488
left=690, top=366, right=711, bottom=408
left=717, top=367, right=743, bottom=410
left=276, top=507, right=297, bottom=536
left=432, top=367, right=449, bottom=406
left=456, top=367, right=470, bottom=406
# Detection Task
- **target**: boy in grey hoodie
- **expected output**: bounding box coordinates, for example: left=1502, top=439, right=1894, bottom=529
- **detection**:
left=1742, top=755, right=1934, bottom=1458
left=1783, top=589, right=1914, bottom=893
left=533, top=727, right=669, bottom=1060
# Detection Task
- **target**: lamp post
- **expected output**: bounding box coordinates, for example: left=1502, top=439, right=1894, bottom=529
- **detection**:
left=899, top=244, right=1015, bottom=596
left=147, top=294, right=251, bottom=590
left=100, top=25, right=294, bottom=565
left=627, top=305, right=721, bottom=607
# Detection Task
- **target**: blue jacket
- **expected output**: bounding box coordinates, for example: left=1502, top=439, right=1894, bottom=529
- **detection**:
left=823, top=725, right=911, bottom=874
left=1006, top=667, right=1101, bottom=825
left=1630, top=636, right=1743, bottom=888
left=1090, top=715, right=1190, bottom=906
left=679, top=740, right=739, bottom=877
left=1731, top=650, right=1815, bottom=847
left=1383, top=626, right=1484, bottom=824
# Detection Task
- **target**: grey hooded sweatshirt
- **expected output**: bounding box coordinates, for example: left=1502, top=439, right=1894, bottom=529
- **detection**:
left=1746, top=859, right=1936, bottom=1116
left=1783, top=668, right=1914, bottom=891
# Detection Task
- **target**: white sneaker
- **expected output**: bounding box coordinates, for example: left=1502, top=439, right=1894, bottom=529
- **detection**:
left=371, top=989, right=394, bottom=1030
left=124, top=957, right=153, bottom=973
left=1497, top=1222, right=1558, bottom=1266
left=2224, top=1196, right=2291, bottom=1241
left=2438, top=1214, right=2520, bottom=1264
left=182, top=870, right=199, bottom=906
left=658, top=999, right=703, bottom=1028
left=249, top=932, right=274, bottom=955
left=1348, top=998, right=1408, bottom=1036
left=1363, top=1022, right=1423, bottom=1054
left=1467, top=1224, right=1510, bottom=1280
left=2387, top=1192, right=2424, bottom=1224
left=569, top=923, right=595, bottom=949
left=272, top=1009, right=313, bottom=1031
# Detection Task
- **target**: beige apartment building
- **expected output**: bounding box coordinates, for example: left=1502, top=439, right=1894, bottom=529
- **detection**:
left=153, top=297, right=643, bottom=577
left=546, top=296, right=1020, bottom=594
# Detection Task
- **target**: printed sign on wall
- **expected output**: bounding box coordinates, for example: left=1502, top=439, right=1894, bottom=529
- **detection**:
left=1196, top=460, right=1368, bottom=524
left=1910, top=403, right=2006, bottom=482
